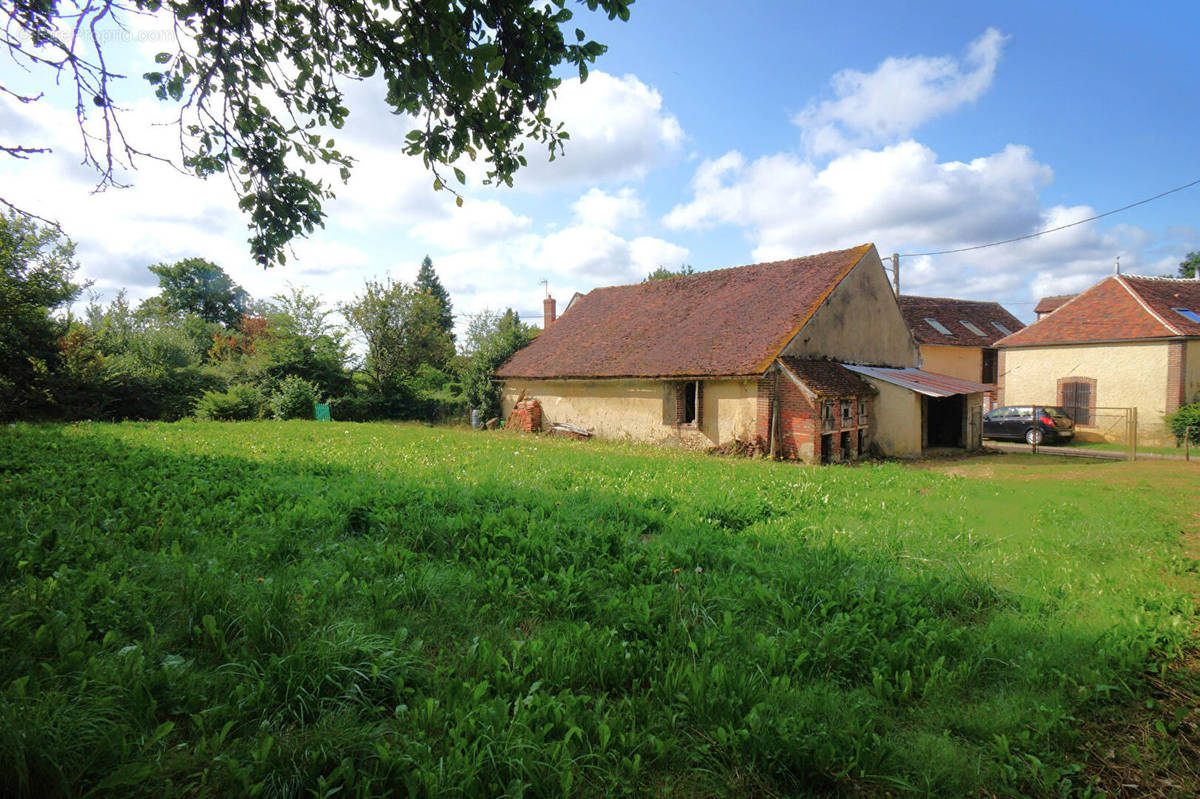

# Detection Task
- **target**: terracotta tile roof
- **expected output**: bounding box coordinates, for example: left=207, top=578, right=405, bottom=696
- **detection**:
left=496, top=244, right=873, bottom=379
left=1034, top=294, right=1075, bottom=315
left=997, top=276, right=1200, bottom=346
left=1123, top=277, right=1200, bottom=336
left=778, top=358, right=874, bottom=396
left=897, top=295, right=1024, bottom=347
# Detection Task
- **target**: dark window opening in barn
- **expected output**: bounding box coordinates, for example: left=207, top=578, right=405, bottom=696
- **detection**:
left=820, top=433, right=833, bottom=464
left=839, top=431, right=851, bottom=460
left=981, top=348, right=998, bottom=383
left=857, top=429, right=866, bottom=457
left=841, top=399, right=852, bottom=422
left=926, top=394, right=965, bottom=448
left=681, top=381, right=698, bottom=424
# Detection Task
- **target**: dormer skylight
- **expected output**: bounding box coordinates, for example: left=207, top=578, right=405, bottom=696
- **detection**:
left=925, top=318, right=953, bottom=336
left=960, top=320, right=986, bottom=336
left=1172, top=307, right=1200, bottom=323
left=991, top=321, right=1012, bottom=336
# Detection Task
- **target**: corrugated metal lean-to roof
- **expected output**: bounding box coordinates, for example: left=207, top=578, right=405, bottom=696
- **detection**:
left=841, top=365, right=991, bottom=397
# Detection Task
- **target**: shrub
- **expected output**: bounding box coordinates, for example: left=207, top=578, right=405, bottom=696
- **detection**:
left=195, top=384, right=266, bottom=421
left=270, top=376, right=318, bottom=420
left=1166, top=401, right=1200, bottom=445
left=328, top=394, right=372, bottom=422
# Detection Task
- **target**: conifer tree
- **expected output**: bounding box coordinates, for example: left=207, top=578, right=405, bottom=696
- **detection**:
left=416, top=255, right=455, bottom=343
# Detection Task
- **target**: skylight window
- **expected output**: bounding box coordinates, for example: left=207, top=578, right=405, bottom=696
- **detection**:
left=991, top=321, right=1012, bottom=336
left=1173, top=307, right=1200, bottom=324
left=925, top=318, right=953, bottom=336
left=960, top=320, right=987, bottom=336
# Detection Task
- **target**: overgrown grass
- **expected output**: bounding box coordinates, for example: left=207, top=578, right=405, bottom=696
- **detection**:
left=1, top=422, right=1197, bottom=797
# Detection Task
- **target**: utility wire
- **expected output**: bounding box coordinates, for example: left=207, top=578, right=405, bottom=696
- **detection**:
left=882, top=177, right=1200, bottom=260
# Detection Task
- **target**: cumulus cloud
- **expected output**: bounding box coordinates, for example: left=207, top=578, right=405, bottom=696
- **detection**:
left=571, top=187, right=644, bottom=230
left=658, top=137, right=1200, bottom=319
left=794, top=28, right=1007, bottom=155
left=514, top=72, right=683, bottom=188
left=410, top=200, right=532, bottom=251
left=664, top=141, right=1051, bottom=258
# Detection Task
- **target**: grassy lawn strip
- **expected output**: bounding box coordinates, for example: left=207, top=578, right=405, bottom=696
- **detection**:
left=1, top=422, right=1197, bottom=797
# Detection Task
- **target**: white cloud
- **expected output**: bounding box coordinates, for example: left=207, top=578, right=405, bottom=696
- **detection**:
left=657, top=138, right=1200, bottom=319
left=571, top=187, right=644, bottom=230
left=514, top=72, right=683, bottom=188
left=410, top=200, right=532, bottom=251
left=794, top=28, right=1007, bottom=155
left=664, top=141, right=1051, bottom=259
left=630, top=236, right=690, bottom=276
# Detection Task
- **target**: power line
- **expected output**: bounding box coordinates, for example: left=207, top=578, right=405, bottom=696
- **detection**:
left=882, top=176, right=1200, bottom=260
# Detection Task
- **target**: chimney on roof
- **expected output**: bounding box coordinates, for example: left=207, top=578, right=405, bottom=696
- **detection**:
left=1114, top=256, right=1121, bottom=275
left=892, top=252, right=900, bottom=295
left=543, top=295, right=556, bottom=328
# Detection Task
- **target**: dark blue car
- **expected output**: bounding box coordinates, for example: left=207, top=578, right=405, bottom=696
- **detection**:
left=983, top=405, right=1075, bottom=445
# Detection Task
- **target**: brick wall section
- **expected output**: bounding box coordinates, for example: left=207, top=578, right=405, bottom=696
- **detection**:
left=996, top=350, right=1006, bottom=405
left=756, top=371, right=872, bottom=463
left=756, top=375, right=773, bottom=443
left=507, top=399, right=543, bottom=433
left=1166, top=340, right=1186, bottom=414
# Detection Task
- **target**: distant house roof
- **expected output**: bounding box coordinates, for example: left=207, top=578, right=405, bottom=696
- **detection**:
left=778, top=357, right=874, bottom=397
left=1034, top=294, right=1075, bottom=315
left=496, top=244, right=874, bottom=379
left=897, top=295, right=1025, bottom=347
left=842, top=365, right=991, bottom=397
left=998, top=276, right=1200, bottom=347
left=562, top=291, right=585, bottom=315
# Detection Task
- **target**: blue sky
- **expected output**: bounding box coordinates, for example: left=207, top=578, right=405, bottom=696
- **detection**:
left=4, top=1, right=1199, bottom=332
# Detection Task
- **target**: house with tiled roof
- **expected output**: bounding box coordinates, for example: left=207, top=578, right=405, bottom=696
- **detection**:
left=1034, top=294, right=1076, bottom=319
left=897, top=295, right=1024, bottom=401
left=496, top=244, right=991, bottom=462
left=996, top=275, right=1200, bottom=444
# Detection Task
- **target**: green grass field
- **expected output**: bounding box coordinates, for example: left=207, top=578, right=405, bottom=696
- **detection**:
left=1, top=422, right=1198, bottom=797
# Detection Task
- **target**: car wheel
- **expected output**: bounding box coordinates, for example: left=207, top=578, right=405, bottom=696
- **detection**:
left=1024, top=428, right=1043, bottom=445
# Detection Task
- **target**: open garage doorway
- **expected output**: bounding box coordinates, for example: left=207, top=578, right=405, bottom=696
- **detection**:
left=926, top=394, right=965, bottom=448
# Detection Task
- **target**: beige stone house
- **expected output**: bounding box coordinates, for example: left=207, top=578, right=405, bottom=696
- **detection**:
left=495, top=244, right=989, bottom=462
left=996, top=275, right=1200, bottom=444
left=897, top=295, right=1024, bottom=404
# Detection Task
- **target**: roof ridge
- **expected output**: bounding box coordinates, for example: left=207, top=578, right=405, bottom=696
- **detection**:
left=1117, top=276, right=1182, bottom=336
left=1120, top=274, right=1200, bottom=282
left=580, top=243, right=874, bottom=295
left=900, top=294, right=1009, bottom=307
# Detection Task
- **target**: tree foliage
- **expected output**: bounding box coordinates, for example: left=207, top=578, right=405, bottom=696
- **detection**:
left=463, top=308, right=536, bottom=419
left=342, top=277, right=455, bottom=391
left=1179, top=252, right=1199, bottom=279
left=416, top=255, right=454, bottom=342
left=0, top=212, right=85, bottom=418
left=643, top=263, right=695, bottom=282
left=148, top=258, right=249, bottom=327
left=2, top=0, right=632, bottom=265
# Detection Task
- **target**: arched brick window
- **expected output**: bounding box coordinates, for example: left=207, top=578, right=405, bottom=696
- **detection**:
left=1058, top=377, right=1096, bottom=426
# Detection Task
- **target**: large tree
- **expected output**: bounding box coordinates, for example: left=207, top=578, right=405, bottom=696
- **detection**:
left=415, top=255, right=454, bottom=343
left=147, top=258, right=249, bottom=327
left=342, top=277, right=454, bottom=391
left=0, top=212, right=85, bottom=418
left=1180, top=252, right=1199, bottom=279
left=643, top=263, right=695, bottom=282
left=463, top=307, right=536, bottom=419
left=2, top=0, right=632, bottom=266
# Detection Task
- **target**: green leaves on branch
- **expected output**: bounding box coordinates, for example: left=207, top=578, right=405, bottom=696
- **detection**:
left=125, top=0, right=633, bottom=266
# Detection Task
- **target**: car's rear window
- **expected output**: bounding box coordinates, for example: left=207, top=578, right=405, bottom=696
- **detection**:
left=1041, top=406, right=1070, bottom=417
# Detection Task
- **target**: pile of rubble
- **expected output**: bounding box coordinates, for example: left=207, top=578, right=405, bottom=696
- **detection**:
left=506, top=399, right=543, bottom=433
left=707, top=437, right=765, bottom=458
